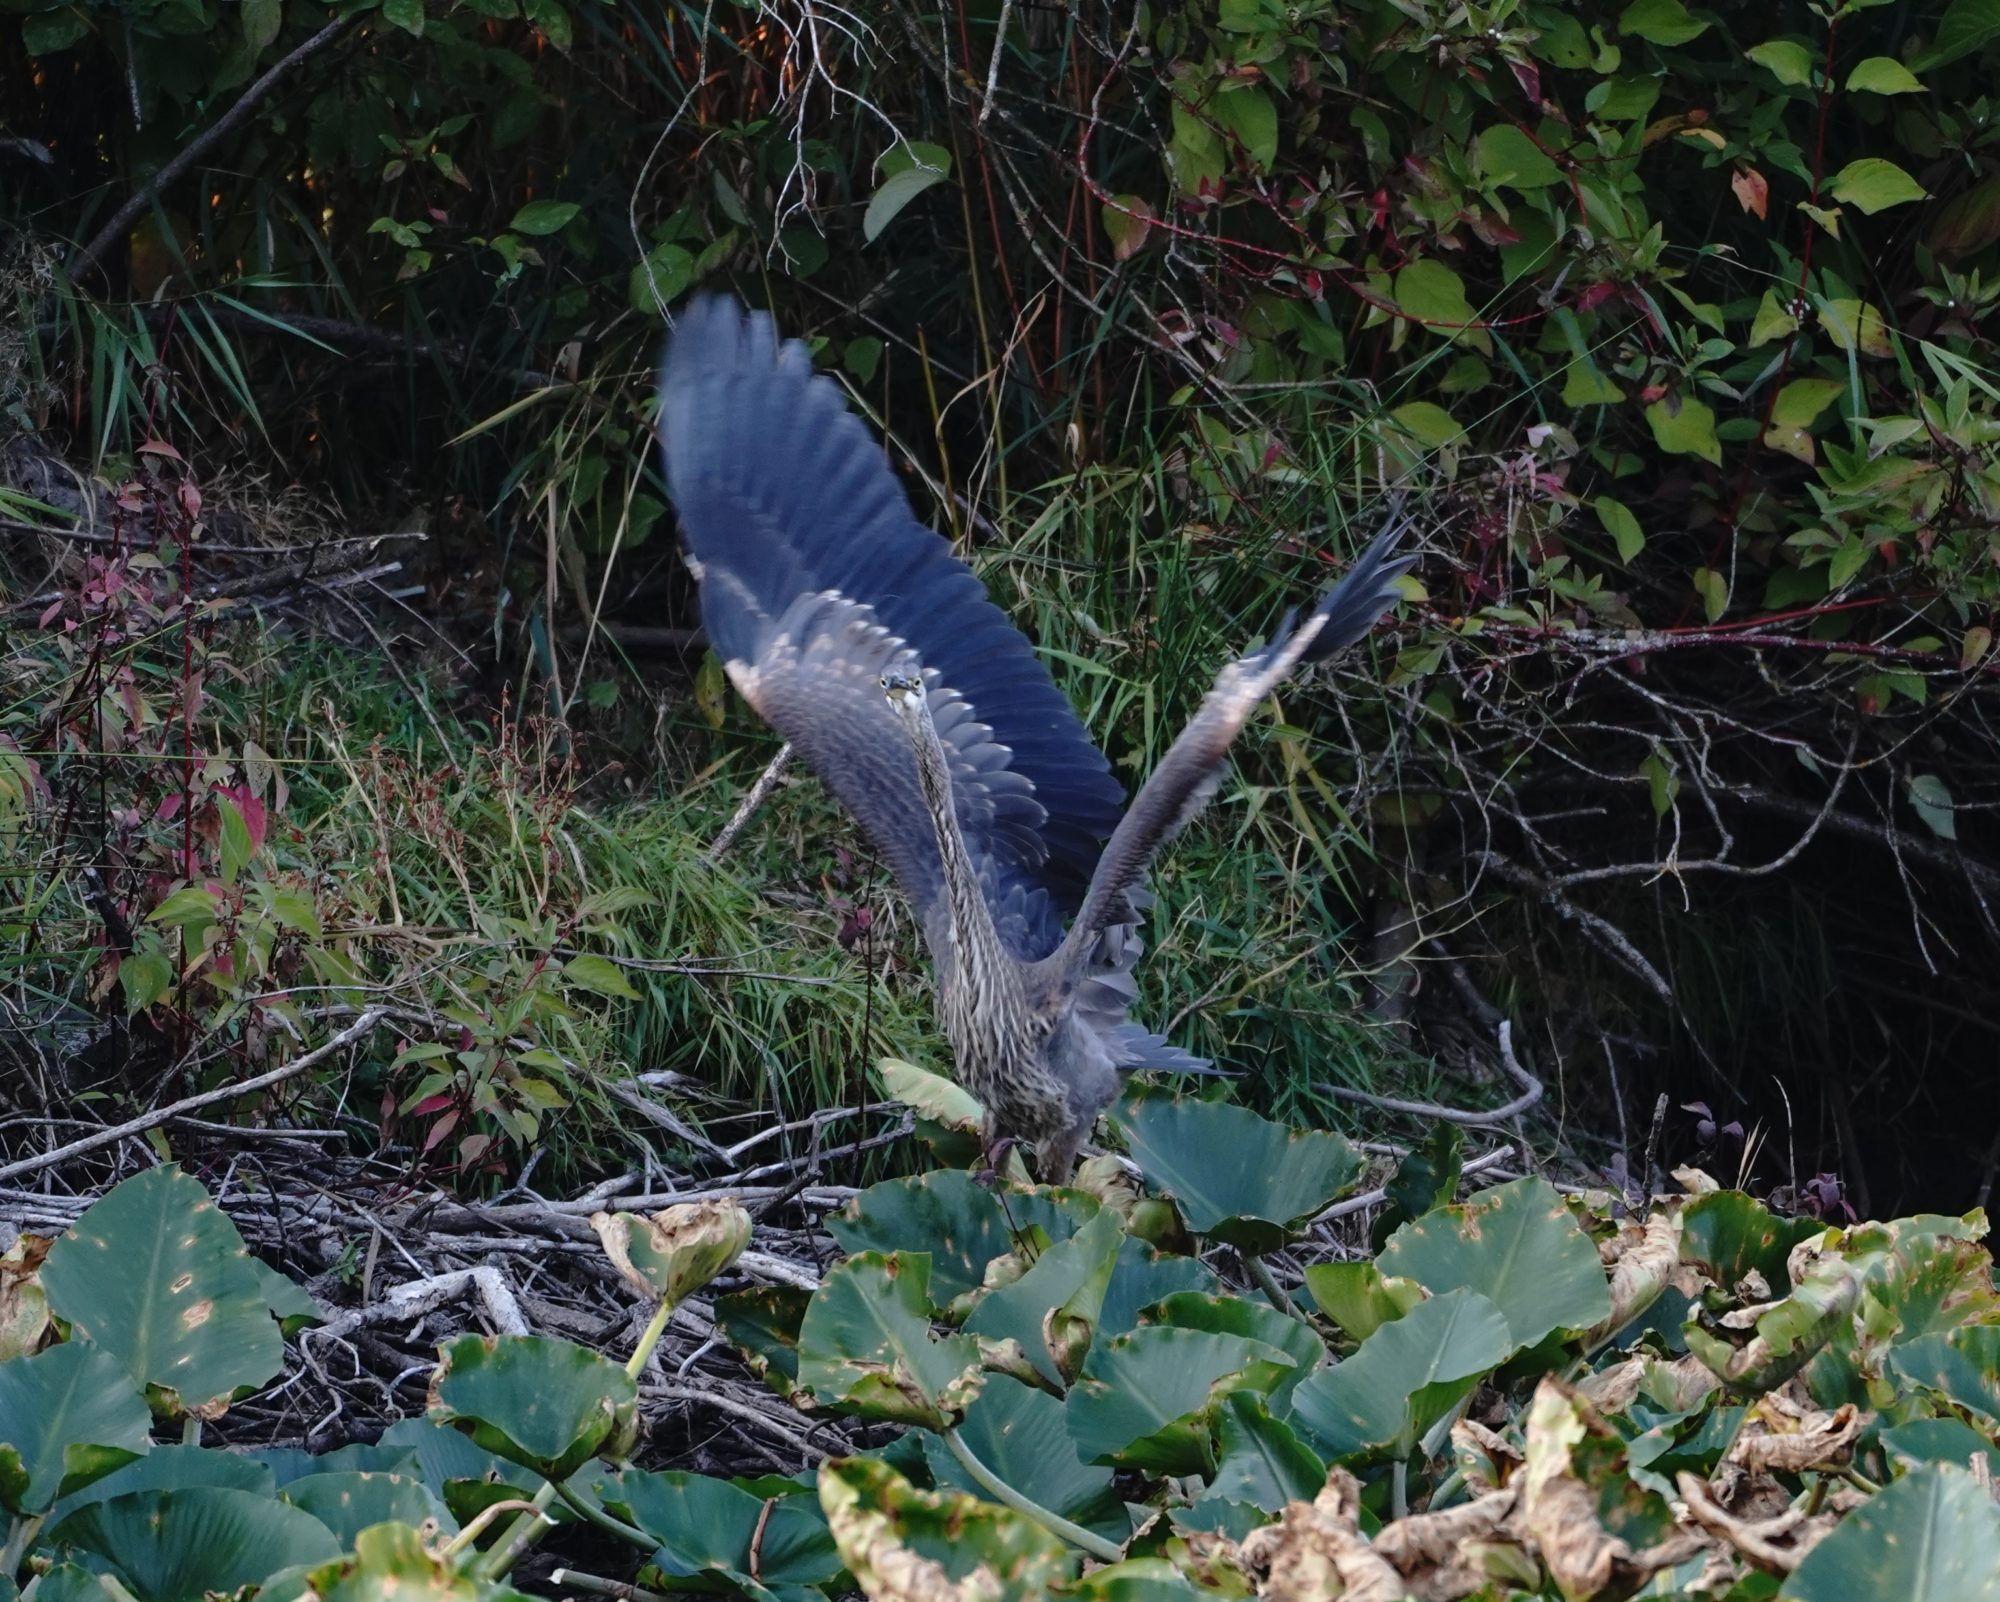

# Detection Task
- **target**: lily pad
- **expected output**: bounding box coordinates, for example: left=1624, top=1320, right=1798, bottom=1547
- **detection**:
left=1302, top=1261, right=1426, bottom=1347
left=798, top=1252, right=981, bottom=1430
left=819, top=1456, right=1077, bottom=1599
left=829, top=1172, right=1092, bottom=1305
left=284, top=1470, right=456, bottom=1546
left=292, top=1519, right=538, bottom=1602
left=924, top=1376, right=1127, bottom=1543
left=1888, top=1325, right=2000, bottom=1421
left=1681, top=1190, right=1821, bottom=1296
left=40, top=1166, right=286, bottom=1417
left=715, top=1284, right=813, bottom=1401
left=429, top=1334, right=638, bottom=1480
left=965, top=1208, right=1125, bottom=1385
left=1290, top=1288, right=1513, bottom=1464
left=1377, top=1178, right=1611, bottom=1351
left=50, top=1486, right=342, bottom=1599
left=1100, top=1238, right=1221, bottom=1338
left=613, top=1469, right=840, bottom=1589
left=1109, top=1097, right=1363, bottom=1252
left=1144, top=1292, right=1325, bottom=1412
left=1066, top=1326, right=1294, bottom=1473
left=0, top=1342, right=150, bottom=1515
left=1202, top=1393, right=1326, bottom=1513
left=1786, top=1464, right=2000, bottom=1601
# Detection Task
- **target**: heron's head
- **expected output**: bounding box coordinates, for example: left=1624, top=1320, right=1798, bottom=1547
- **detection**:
left=880, top=670, right=925, bottom=722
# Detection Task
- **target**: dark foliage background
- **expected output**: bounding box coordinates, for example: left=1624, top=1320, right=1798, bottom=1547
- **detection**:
left=4, top=0, right=2000, bottom=1210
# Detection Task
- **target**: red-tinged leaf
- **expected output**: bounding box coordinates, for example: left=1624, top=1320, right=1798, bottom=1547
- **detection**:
left=1102, top=194, right=1154, bottom=261
left=137, top=439, right=184, bottom=461
left=1509, top=57, right=1541, bottom=102
left=217, top=786, right=268, bottom=851
left=177, top=482, right=202, bottom=519
left=156, top=793, right=183, bottom=824
left=423, top=1111, right=460, bottom=1153
left=410, top=1092, right=456, bottom=1118
left=1731, top=166, right=1769, bottom=219
left=38, top=600, right=62, bottom=628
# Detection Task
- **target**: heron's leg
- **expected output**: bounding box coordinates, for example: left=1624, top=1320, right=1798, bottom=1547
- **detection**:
left=1033, top=1114, right=1093, bottom=1186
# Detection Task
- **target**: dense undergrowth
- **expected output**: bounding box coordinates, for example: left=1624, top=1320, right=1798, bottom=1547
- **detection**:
left=6, top=1086, right=2000, bottom=1600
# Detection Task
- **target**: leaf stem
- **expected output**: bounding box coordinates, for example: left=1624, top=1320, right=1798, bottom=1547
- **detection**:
left=475, top=1477, right=560, bottom=1581
left=1, top=1513, right=44, bottom=1576
left=625, top=1293, right=679, bottom=1379
left=553, top=1479, right=656, bottom=1551
left=548, top=1570, right=673, bottom=1602
left=941, top=1429, right=1125, bottom=1562
left=1391, top=1456, right=1409, bottom=1521
left=1245, top=1253, right=1297, bottom=1317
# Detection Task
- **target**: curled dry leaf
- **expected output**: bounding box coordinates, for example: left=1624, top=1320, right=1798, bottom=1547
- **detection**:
left=1239, top=1469, right=1408, bottom=1601
left=1450, top=1416, right=1523, bottom=1497
left=1727, top=1392, right=1866, bottom=1476
left=0, top=1234, right=52, bottom=1361
left=1576, top=1356, right=1646, bottom=1415
left=1372, top=1485, right=1517, bottom=1599
left=1647, top=1351, right=1723, bottom=1413
left=1677, top=1470, right=1838, bottom=1574
left=1588, top=1211, right=1682, bottom=1342
left=590, top=1199, right=752, bottom=1304
left=1521, top=1382, right=1634, bottom=1599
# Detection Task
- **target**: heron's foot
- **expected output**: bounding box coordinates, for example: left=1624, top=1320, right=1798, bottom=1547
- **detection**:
left=974, top=1135, right=1023, bottom=1190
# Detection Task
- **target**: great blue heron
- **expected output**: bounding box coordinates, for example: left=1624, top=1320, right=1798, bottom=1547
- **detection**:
left=659, top=296, right=1415, bottom=1181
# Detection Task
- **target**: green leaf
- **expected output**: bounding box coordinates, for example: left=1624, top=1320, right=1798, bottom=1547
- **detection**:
left=0, top=1344, right=149, bottom=1516
left=1067, top=1559, right=1205, bottom=1599
left=293, top=1519, right=538, bottom=1602
left=714, top=1285, right=811, bottom=1402
left=1890, top=1326, right=2000, bottom=1420
left=1067, top=1327, right=1294, bottom=1473
left=1786, top=1464, right=2000, bottom=1601
left=1681, top=1191, right=1822, bottom=1294
left=264, top=887, right=322, bottom=939
left=1909, top=773, right=1958, bottom=840
left=40, top=1166, right=285, bottom=1417
left=1914, top=0, right=2000, bottom=71
left=1146, top=1291, right=1324, bottom=1412
left=1645, top=396, right=1722, bottom=464
left=284, top=1471, right=456, bottom=1547
left=1376, top=1177, right=1612, bottom=1351
left=1389, top=402, right=1464, bottom=447
left=1620, top=0, right=1709, bottom=45
left=1749, top=288, right=1801, bottom=346
left=216, top=798, right=254, bottom=884
left=1772, top=377, right=1844, bottom=429
left=1300, top=1261, right=1424, bottom=1346
left=1290, top=1289, right=1513, bottom=1463
left=1211, top=84, right=1278, bottom=169
left=614, top=1471, right=840, bottom=1588
left=1883, top=1419, right=2000, bottom=1476
left=1595, top=496, right=1646, bottom=562
left=923, top=1378, right=1126, bottom=1542
left=118, top=951, right=174, bottom=1014
left=798, top=1253, right=981, bottom=1431
left=628, top=244, right=692, bottom=315
left=1203, top=1394, right=1326, bottom=1512
left=820, top=1457, right=1078, bottom=1598
left=430, top=1335, right=638, bottom=1479
left=560, top=953, right=640, bottom=1001
left=592, top=1200, right=750, bottom=1304
left=1475, top=124, right=1563, bottom=189
left=381, top=0, right=425, bottom=35
left=523, top=0, right=571, bottom=48
left=1830, top=158, right=1928, bottom=214
left=508, top=199, right=579, bottom=236
left=1848, top=55, right=1925, bottom=93
left=1685, top=1252, right=1858, bottom=1390
left=1828, top=536, right=1871, bottom=589
left=964, top=1208, right=1124, bottom=1386
left=1169, top=100, right=1226, bottom=195
left=874, top=1058, right=984, bottom=1135
left=864, top=162, right=949, bottom=244
left=1746, top=39, right=1816, bottom=86
left=1100, top=196, right=1153, bottom=261
left=21, top=8, right=90, bottom=53
left=50, top=1486, right=342, bottom=1598
left=831, top=1171, right=1089, bottom=1305
left=1099, top=1238, right=1220, bottom=1337
left=1393, top=260, right=1482, bottom=345
left=1109, top=1098, right=1363, bottom=1252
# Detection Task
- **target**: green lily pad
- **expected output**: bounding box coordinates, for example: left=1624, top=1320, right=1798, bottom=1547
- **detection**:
left=40, top=1166, right=286, bottom=1417
left=44, top=1443, right=273, bottom=1531
left=1377, top=1178, right=1611, bottom=1351
left=829, top=1172, right=1093, bottom=1305
left=1203, top=1393, right=1326, bottom=1513
left=1681, top=1190, right=1821, bottom=1296
left=1099, top=1238, right=1221, bottom=1338
left=429, top=1334, right=638, bottom=1480
left=1109, top=1097, right=1363, bottom=1252
left=923, top=1376, right=1127, bottom=1544
left=820, top=1456, right=1078, bottom=1600
left=1882, top=1418, right=2000, bottom=1475
left=1889, top=1326, right=2000, bottom=1421
left=0, top=1342, right=150, bottom=1515
left=292, top=1519, right=538, bottom=1602
left=612, top=1469, right=840, bottom=1588
left=49, top=1486, right=342, bottom=1599
left=1067, top=1327, right=1293, bottom=1473
left=284, top=1470, right=456, bottom=1546
left=1144, top=1292, right=1325, bottom=1412
left=715, top=1284, right=813, bottom=1402
left=798, top=1252, right=981, bottom=1430
left=1302, top=1261, right=1426, bottom=1348
left=1371, top=1123, right=1465, bottom=1251
left=1290, top=1288, right=1513, bottom=1464
left=1786, top=1464, right=2000, bottom=1600
left=965, top=1208, right=1125, bottom=1385
left=1066, top=1557, right=1207, bottom=1599
left=1686, top=1254, right=1859, bottom=1392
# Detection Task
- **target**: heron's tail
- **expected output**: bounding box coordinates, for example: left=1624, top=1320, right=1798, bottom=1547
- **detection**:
left=1300, top=496, right=1420, bottom=664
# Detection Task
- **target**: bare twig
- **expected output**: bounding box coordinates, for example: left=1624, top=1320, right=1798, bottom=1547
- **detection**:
left=708, top=744, right=795, bottom=860
left=1321, top=1018, right=1542, bottom=1126
left=0, top=1008, right=387, bottom=1183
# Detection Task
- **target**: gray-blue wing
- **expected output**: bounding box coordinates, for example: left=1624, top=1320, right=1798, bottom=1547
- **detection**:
left=658, top=296, right=1126, bottom=956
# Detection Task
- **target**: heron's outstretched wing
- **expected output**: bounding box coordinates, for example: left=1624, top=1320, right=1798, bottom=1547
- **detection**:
left=658, top=296, right=1126, bottom=955
left=1046, top=510, right=1416, bottom=975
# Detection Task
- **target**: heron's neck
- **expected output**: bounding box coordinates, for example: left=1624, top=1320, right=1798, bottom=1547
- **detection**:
left=906, top=702, right=1011, bottom=994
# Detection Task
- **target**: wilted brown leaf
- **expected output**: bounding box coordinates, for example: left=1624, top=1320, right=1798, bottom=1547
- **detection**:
left=1731, top=166, right=1769, bottom=219
left=1677, top=1470, right=1837, bottom=1574
left=1240, top=1471, right=1408, bottom=1601
left=1727, top=1392, right=1865, bottom=1476
left=1373, top=1487, right=1517, bottom=1600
